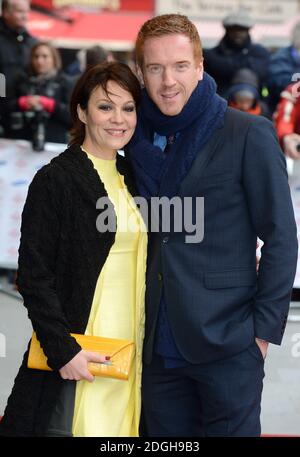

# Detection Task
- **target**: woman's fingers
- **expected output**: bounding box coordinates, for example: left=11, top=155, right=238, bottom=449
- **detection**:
left=58, top=349, right=110, bottom=382
left=85, top=351, right=108, bottom=364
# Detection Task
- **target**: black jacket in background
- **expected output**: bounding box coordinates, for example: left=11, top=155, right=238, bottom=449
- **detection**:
left=204, top=35, right=270, bottom=97
left=0, top=17, right=37, bottom=96
left=5, top=71, right=74, bottom=144
left=0, top=17, right=37, bottom=133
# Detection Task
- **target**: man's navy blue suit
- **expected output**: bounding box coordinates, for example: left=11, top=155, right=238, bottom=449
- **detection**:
left=137, top=108, right=298, bottom=436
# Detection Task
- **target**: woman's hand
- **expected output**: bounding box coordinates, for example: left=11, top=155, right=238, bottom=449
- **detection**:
left=27, top=95, right=42, bottom=110
left=59, top=349, right=109, bottom=382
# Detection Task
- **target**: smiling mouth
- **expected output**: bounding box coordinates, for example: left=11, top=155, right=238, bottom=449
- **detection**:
left=161, top=92, right=179, bottom=100
left=105, top=129, right=127, bottom=137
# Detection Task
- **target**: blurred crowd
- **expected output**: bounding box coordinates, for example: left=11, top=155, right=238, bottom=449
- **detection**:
left=1, top=1, right=300, bottom=159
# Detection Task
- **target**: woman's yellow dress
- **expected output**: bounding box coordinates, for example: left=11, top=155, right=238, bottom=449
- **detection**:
left=72, top=150, right=147, bottom=437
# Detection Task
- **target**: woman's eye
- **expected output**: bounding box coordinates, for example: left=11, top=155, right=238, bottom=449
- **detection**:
left=124, top=106, right=135, bottom=112
left=98, top=104, right=112, bottom=111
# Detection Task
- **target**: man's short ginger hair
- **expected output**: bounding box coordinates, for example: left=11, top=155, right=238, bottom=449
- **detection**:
left=135, top=14, right=203, bottom=68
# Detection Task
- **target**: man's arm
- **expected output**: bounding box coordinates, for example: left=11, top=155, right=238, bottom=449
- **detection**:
left=242, top=116, right=298, bottom=344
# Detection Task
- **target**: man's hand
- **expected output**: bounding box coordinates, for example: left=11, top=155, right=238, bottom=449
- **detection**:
left=255, top=338, right=269, bottom=360
left=283, top=133, right=300, bottom=160
left=59, top=349, right=109, bottom=382
left=256, top=241, right=260, bottom=272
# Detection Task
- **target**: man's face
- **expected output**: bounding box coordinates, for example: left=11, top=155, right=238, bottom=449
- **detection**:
left=141, top=34, right=203, bottom=116
left=3, top=0, right=30, bottom=30
left=226, top=26, right=249, bottom=47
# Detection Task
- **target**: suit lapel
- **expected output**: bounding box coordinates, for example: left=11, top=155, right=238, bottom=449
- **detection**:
left=178, top=124, right=225, bottom=196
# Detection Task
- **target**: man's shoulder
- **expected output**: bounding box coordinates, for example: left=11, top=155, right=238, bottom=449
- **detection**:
left=222, top=108, right=274, bottom=143
left=225, top=107, right=271, bottom=127
left=270, top=46, right=293, bottom=64
left=24, top=31, right=37, bottom=46
left=0, top=17, right=8, bottom=34
left=248, top=42, right=269, bottom=56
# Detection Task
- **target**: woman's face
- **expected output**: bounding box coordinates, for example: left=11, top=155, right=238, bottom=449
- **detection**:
left=79, top=80, right=137, bottom=155
left=32, top=45, right=55, bottom=74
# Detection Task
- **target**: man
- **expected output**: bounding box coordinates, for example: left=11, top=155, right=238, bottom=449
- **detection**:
left=127, top=14, right=298, bottom=437
left=204, top=12, right=269, bottom=98
left=0, top=0, right=36, bottom=133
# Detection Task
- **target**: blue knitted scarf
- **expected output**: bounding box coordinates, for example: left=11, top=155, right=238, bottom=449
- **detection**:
left=128, top=72, right=227, bottom=199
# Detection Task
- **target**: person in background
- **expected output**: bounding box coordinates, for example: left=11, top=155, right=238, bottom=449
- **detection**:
left=227, top=68, right=270, bottom=118
left=0, top=0, right=37, bottom=134
left=267, top=21, right=300, bottom=113
left=66, top=45, right=114, bottom=76
left=86, top=45, right=114, bottom=68
left=273, top=81, right=300, bottom=160
left=6, top=41, right=73, bottom=144
left=204, top=11, right=269, bottom=97
left=0, top=62, right=147, bottom=437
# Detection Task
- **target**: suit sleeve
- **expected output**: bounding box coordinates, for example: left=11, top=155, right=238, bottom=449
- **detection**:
left=242, top=116, right=298, bottom=344
left=16, top=166, right=81, bottom=370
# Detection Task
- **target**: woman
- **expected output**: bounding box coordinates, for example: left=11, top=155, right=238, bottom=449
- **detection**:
left=6, top=41, right=73, bottom=144
left=0, top=62, right=147, bottom=437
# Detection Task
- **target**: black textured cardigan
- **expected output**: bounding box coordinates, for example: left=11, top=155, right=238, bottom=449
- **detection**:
left=0, top=144, right=137, bottom=436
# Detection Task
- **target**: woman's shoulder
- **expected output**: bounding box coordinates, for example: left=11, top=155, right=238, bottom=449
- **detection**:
left=29, top=148, right=72, bottom=193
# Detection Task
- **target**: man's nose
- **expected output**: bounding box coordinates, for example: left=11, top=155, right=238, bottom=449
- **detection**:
left=162, top=68, right=176, bottom=86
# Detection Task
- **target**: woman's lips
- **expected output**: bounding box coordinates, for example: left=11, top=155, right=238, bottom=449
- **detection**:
left=105, top=129, right=127, bottom=137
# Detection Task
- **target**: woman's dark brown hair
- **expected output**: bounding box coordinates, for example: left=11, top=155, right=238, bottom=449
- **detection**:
left=69, top=61, right=141, bottom=146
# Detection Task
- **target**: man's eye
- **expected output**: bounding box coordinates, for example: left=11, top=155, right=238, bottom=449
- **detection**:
left=176, top=63, right=188, bottom=71
left=98, top=104, right=112, bottom=111
left=149, top=66, right=161, bottom=74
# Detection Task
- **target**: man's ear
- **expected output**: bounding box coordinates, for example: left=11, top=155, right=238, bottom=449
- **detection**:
left=77, top=104, right=87, bottom=124
left=198, top=57, right=204, bottom=81
left=136, top=65, right=145, bottom=87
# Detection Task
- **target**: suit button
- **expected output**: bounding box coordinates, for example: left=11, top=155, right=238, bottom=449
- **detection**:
left=162, top=236, right=169, bottom=243
left=158, top=273, right=162, bottom=281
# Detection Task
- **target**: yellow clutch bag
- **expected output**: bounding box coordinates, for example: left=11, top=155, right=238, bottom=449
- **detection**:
left=28, top=332, right=135, bottom=380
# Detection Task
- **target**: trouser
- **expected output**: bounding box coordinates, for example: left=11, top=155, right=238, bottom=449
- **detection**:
left=44, top=380, right=76, bottom=437
left=142, top=340, right=265, bottom=437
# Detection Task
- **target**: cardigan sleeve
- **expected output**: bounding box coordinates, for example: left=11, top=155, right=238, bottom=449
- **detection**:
left=16, top=165, right=82, bottom=371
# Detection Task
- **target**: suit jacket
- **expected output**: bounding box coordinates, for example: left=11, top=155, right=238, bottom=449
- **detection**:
left=143, top=107, right=298, bottom=364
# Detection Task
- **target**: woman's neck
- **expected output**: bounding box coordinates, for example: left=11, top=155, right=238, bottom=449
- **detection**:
left=81, top=140, right=117, bottom=160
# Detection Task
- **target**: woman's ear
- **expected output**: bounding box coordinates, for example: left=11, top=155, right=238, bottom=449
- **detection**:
left=77, top=104, right=87, bottom=124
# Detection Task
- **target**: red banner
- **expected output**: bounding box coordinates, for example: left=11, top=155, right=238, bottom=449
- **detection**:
left=31, top=0, right=154, bottom=12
